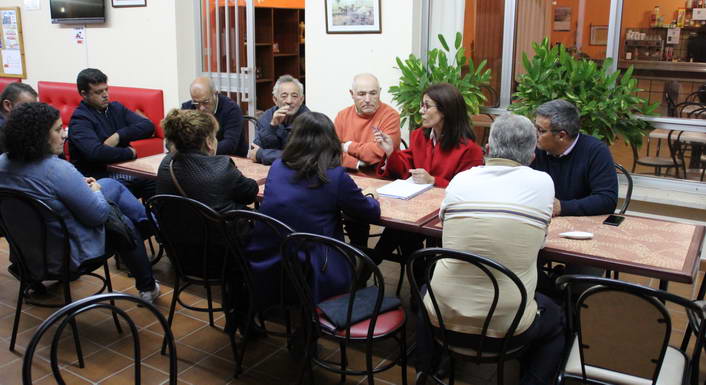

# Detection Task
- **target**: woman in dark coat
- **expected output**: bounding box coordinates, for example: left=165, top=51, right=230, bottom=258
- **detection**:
left=248, top=111, right=381, bottom=306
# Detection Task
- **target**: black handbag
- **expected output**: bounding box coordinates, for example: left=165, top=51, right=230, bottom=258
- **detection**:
left=104, top=200, right=137, bottom=250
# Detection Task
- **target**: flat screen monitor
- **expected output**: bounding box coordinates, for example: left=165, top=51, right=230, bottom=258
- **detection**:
left=50, top=0, right=105, bottom=24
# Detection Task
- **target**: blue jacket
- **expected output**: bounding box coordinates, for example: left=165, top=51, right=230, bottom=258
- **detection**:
left=248, top=160, right=380, bottom=305
left=0, top=154, right=109, bottom=274
left=182, top=94, right=247, bottom=156
left=68, top=101, right=154, bottom=178
left=531, top=134, right=618, bottom=216
left=253, top=105, right=310, bottom=165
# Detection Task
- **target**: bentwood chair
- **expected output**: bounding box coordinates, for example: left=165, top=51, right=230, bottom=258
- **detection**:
left=146, top=195, right=229, bottom=353
left=408, top=248, right=530, bottom=385
left=556, top=275, right=704, bottom=385
left=614, top=163, right=633, bottom=215
left=221, top=209, right=295, bottom=376
left=282, top=232, right=408, bottom=385
left=0, top=189, right=121, bottom=366
left=22, top=293, right=177, bottom=385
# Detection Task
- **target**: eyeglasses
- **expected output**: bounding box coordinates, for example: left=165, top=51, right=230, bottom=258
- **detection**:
left=535, top=124, right=562, bottom=135
left=420, top=102, right=437, bottom=111
left=192, top=98, right=214, bottom=107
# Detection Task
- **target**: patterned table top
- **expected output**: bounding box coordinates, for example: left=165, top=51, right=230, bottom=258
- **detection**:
left=423, top=214, right=704, bottom=283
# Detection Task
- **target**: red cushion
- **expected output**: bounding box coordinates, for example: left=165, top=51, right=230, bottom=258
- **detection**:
left=38, top=81, right=82, bottom=128
left=0, top=77, right=20, bottom=94
left=132, top=137, right=164, bottom=158
left=316, top=306, right=406, bottom=338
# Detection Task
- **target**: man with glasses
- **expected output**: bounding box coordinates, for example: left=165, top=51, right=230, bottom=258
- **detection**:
left=181, top=77, right=247, bottom=156
left=247, top=74, right=309, bottom=165
left=334, top=73, right=400, bottom=171
left=531, top=99, right=617, bottom=217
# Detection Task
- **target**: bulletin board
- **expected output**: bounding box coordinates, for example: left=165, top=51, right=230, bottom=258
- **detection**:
left=0, top=7, right=26, bottom=79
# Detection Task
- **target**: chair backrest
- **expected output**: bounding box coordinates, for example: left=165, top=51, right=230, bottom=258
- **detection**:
left=0, top=77, right=20, bottom=94
left=407, top=247, right=528, bottom=361
left=614, top=163, right=632, bottom=215
left=22, top=293, right=177, bottom=385
left=557, top=275, right=705, bottom=385
left=145, top=194, right=228, bottom=283
left=664, top=80, right=680, bottom=117
left=0, top=188, right=71, bottom=283
left=222, top=209, right=294, bottom=313
left=281, top=232, right=386, bottom=342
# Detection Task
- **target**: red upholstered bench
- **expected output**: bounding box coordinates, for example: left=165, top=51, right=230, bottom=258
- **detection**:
left=0, top=77, right=20, bottom=94
left=38, top=81, right=165, bottom=159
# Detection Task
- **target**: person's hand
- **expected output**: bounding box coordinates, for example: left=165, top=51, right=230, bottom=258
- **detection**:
left=134, top=109, right=147, bottom=119
left=271, top=105, right=290, bottom=126
left=88, top=179, right=101, bottom=192
left=362, top=186, right=379, bottom=200
left=247, top=143, right=260, bottom=161
left=552, top=198, right=562, bottom=217
left=128, top=147, right=137, bottom=158
left=410, top=168, right=434, bottom=184
left=103, top=133, right=120, bottom=147
left=373, top=129, right=393, bottom=156
left=85, top=177, right=97, bottom=185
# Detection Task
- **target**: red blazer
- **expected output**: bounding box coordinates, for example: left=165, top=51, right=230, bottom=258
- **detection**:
left=376, top=128, right=484, bottom=187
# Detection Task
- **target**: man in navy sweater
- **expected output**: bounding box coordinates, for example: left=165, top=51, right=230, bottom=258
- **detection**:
left=530, top=99, right=618, bottom=217
left=181, top=77, right=247, bottom=156
left=69, top=68, right=155, bottom=199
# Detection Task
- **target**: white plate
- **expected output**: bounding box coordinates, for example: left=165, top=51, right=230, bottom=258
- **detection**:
left=559, top=231, right=594, bottom=240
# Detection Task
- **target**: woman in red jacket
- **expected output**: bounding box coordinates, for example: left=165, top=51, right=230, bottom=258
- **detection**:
left=372, top=83, right=484, bottom=276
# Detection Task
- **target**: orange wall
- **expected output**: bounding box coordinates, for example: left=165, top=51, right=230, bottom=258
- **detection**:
left=463, top=0, right=475, bottom=58
left=622, top=0, right=684, bottom=30
left=581, top=0, right=610, bottom=59
left=550, top=0, right=579, bottom=48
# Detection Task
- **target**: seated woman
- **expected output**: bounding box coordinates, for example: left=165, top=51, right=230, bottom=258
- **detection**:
left=0, top=102, right=159, bottom=302
left=248, top=111, right=381, bottom=307
left=373, top=83, right=484, bottom=265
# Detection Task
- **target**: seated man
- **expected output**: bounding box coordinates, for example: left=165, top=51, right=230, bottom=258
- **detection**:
left=530, top=99, right=618, bottom=217
left=182, top=77, right=247, bottom=156
left=416, top=113, right=564, bottom=385
left=247, top=74, right=309, bottom=165
left=334, top=73, right=400, bottom=171
left=0, top=83, right=38, bottom=154
left=68, top=68, right=156, bottom=199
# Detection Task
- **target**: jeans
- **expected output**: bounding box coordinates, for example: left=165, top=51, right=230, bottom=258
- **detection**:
left=110, top=173, right=156, bottom=200
left=415, top=291, right=565, bottom=385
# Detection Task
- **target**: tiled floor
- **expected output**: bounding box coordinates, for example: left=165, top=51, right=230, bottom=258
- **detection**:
left=0, top=235, right=704, bottom=385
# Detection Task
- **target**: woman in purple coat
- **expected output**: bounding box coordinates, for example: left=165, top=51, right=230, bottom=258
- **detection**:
left=248, top=111, right=381, bottom=307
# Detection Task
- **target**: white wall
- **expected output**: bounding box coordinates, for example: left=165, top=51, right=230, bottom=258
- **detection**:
left=305, top=0, right=422, bottom=126
left=1, top=0, right=198, bottom=112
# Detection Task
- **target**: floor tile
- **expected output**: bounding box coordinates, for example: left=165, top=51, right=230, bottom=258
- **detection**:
left=68, top=348, right=132, bottom=382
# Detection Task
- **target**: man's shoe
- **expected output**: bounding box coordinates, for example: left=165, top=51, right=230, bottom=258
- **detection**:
left=139, top=282, right=160, bottom=304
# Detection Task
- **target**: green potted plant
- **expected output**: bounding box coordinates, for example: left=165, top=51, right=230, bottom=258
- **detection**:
left=509, top=38, right=658, bottom=146
left=389, top=32, right=491, bottom=130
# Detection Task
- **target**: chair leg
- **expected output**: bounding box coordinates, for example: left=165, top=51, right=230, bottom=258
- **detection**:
left=400, top=325, right=408, bottom=385
left=9, top=282, right=25, bottom=352
left=161, top=274, right=180, bottom=355
left=64, top=281, right=84, bottom=368
left=229, top=330, right=240, bottom=377
left=340, top=341, right=348, bottom=383
left=206, top=282, right=215, bottom=327
left=682, top=272, right=706, bottom=350
left=496, top=360, right=504, bottom=385
left=103, top=262, right=123, bottom=334
left=396, top=262, right=406, bottom=297
left=448, top=357, right=455, bottom=385
left=236, top=307, right=256, bottom=375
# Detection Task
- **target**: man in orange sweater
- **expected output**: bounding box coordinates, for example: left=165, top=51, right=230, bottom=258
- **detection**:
left=334, top=73, right=401, bottom=170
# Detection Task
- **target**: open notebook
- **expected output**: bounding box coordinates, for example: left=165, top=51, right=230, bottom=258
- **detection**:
left=376, top=177, right=433, bottom=200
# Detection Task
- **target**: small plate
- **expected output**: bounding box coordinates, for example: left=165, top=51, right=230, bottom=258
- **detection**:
left=559, top=231, right=594, bottom=240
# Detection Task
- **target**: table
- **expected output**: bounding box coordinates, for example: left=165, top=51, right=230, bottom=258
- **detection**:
left=422, top=214, right=704, bottom=284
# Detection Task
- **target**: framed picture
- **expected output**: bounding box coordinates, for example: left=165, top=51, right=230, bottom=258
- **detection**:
left=590, top=25, right=609, bottom=46
left=553, top=6, right=571, bottom=31
left=325, top=0, right=381, bottom=34
left=112, top=0, right=146, bottom=7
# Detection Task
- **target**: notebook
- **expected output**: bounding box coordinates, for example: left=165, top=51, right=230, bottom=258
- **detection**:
left=376, top=177, right=433, bottom=200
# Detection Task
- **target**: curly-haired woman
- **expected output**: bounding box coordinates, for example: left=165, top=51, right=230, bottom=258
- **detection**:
left=0, top=102, right=159, bottom=302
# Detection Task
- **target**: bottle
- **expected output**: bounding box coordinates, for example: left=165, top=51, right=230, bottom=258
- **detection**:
left=687, top=0, right=694, bottom=9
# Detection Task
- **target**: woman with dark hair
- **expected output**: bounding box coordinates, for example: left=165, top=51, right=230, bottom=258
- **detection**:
left=248, top=111, right=380, bottom=305
left=0, top=102, right=159, bottom=302
left=373, top=83, right=484, bottom=271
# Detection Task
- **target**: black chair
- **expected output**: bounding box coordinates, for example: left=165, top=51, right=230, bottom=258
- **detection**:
left=22, top=293, right=177, bottom=385
left=281, top=232, right=407, bottom=385
left=221, top=209, right=295, bottom=376
left=0, top=188, right=121, bottom=365
left=407, top=248, right=530, bottom=385
left=556, top=275, right=704, bottom=385
left=631, top=129, right=685, bottom=178
left=145, top=195, right=229, bottom=352
left=614, top=163, right=633, bottom=215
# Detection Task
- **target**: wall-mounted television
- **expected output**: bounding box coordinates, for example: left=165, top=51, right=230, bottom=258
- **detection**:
left=50, top=0, right=105, bottom=24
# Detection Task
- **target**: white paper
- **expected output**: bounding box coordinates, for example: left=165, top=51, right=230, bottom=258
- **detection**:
left=376, top=178, right=433, bottom=200
left=693, top=8, right=706, bottom=21
left=24, top=0, right=40, bottom=11
left=2, top=49, right=21, bottom=75
left=1, top=11, right=16, bottom=27
left=667, top=28, right=681, bottom=44
left=2, top=28, right=18, bottom=49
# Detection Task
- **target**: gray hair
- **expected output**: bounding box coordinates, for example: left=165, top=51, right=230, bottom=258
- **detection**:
left=488, top=113, right=537, bottom=165
left=273, top=74, right=304, bottom=96
left=535, top=99, right=580, bottom=138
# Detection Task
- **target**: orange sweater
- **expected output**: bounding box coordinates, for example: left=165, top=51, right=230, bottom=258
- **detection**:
left=334, top=102, right=401, bottom=169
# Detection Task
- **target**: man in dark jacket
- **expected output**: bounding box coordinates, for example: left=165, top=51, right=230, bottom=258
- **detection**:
left=68, top=68, right=155, bottom=199
left=181, top=77, right=247, bottom=156
left=246, top=74, right=309, bottom=165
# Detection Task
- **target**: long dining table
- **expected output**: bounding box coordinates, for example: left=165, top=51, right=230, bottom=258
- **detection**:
left=109, top=153, right=705, bottom=285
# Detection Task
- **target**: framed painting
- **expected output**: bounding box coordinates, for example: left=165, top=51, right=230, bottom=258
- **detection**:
left=325, top=0, right=381, bottom=34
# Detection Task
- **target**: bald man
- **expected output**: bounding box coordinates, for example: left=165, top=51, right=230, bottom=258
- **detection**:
left=181, top=77, right=247, bottom=156
left=334, top=73, right=400, bottom=170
